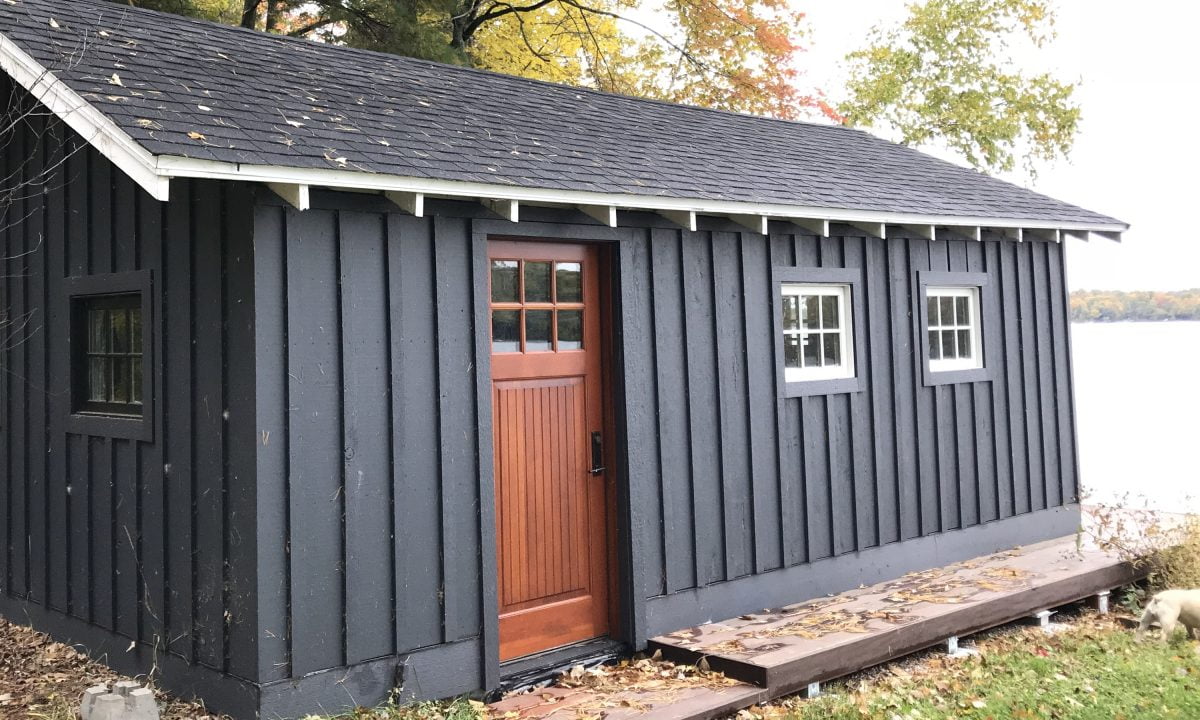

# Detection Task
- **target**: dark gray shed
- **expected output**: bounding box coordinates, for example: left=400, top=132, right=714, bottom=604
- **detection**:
left=0, top=0, right=1125, bottom=717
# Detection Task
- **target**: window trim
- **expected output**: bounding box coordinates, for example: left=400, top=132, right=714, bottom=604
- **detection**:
left=65, top=271, right=154, bottom=441
left=780, top=283, right=855, bottom=383
left=917, top=270, right=991, bottom=387
left=773, top=266, right=865, bottom=398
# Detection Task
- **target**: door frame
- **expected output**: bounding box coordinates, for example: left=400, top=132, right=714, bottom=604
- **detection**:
left=471, top=218, right=642, bottom=690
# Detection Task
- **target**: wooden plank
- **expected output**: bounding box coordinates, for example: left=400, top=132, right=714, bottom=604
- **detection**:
left=192, top=182, right=225, bottom=670
left=866, top=237, right=898, bottom=545
left=8, top=117, right=28, bottom=599
left=163, top=178, right=194, bottom=660
left=1033, top=243, right=1062, bottom=508
left=966, top=242, right=996, bottom=524
left=251, top=204, right=292, bottom=682
left=998, top=238, right=1028, bottom=516
left=44, top=116, right=69, bottom=613
left=89, top=437, right=114, bottom=629
left=828, top=394, right=854, bottom=556
left=339, top=210, right=395, bottom=664
left=286, top=207, right=345, bottom=674
left=983, top=242, right=1013, bottom=520
left=67, top=436, right=91, bottom=621
left=741, top=233, right=781, bottom=572
left=114, top=440, right=138, bottom=639
left=844, top=237, right=877, bottom=551
left=137, top=190, right=166, bottom=647
left=1046, top=242, right=1079, bottom=504
left=651, top=229, right=697, bottom=592
left=432, top=216, right=482, bottom=642
left=928, top=240, right=957, bottom=532
left=389, top=214, right=444, bottom=651
left=1015, top=242, right=1045, bottom=511
left=887, top=239, right=919, bottom=540
left=795, top=235, right=830, bottom=561
left=712, top=232, right=752, bottom=578
left=26, top=114, right=47, bottom=605
left=908, top=240, right=939, bottom=535
left=771, top=235, right=805, bottom=566
left=680, top=231, right=724, bottom=585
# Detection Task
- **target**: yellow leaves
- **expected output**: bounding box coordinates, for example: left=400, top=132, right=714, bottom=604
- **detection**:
left=107, top=73, right=123, bottom=87
left=187, top=131, right=207, bottom=141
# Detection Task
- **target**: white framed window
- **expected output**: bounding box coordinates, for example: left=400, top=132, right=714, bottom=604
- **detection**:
left=926, top=286, right=982, bottom=373
left=780, top=283, right=854, bottom=383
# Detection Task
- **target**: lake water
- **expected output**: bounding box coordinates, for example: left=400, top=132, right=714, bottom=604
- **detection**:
left=1072, top=321, right=1200, bottom=512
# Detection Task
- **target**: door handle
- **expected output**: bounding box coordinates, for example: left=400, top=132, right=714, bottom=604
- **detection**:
left=589, top=431, right=606, bottom=476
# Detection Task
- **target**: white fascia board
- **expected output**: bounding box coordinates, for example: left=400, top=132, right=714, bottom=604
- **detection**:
left=268, top=182, right=310, bottom=211
left=0, top=31, right=170, bottom=201
left=153, top=155, right=1130, bottom=236
left=729, top=214, right=768, bottom=235
left=578, top=204, right=617, bottom=227
left=385, top=190, right=423, bottom=217
left=660, top=209, right=697, bottom=232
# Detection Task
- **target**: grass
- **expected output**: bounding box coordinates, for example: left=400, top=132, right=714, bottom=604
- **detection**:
left=303, top=697, right=487, bottom=720
left=766, top=612, right=1200, bottom=720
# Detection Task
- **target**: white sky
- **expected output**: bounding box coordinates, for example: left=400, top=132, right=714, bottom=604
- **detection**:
left=798, top=0, right=1199, bottom=291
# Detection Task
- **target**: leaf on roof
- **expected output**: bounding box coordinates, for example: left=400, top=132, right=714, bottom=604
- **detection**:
left=107, top=74, right=123, bottom=87
left=48, top=17, right=59, bottom=28
left=323, top=151, right=348, bottom=167
left=98, top=30, right=109, bottom=37
left=135, top=118, right=163, bottom=130
left=378, top=140, right=390, bottom=147
left=187, top=131, right=207, bottom=141
left=198, top=105, right=212, bottom=112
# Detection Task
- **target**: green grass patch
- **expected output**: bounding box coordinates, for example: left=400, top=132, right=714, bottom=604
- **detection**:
left=303, top=696, right=486, bottom=720
left=778, top=615, right=1200, bottom=720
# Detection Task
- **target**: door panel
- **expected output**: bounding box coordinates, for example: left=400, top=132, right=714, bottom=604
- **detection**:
left=490, top=240, right=610, bottom=661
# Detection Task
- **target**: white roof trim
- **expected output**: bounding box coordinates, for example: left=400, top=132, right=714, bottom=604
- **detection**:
left=268, top=182, right=309, bottom=211
left=0, top=29, right=1127, bottom=240
left=0, top=31, right=170, bottom=201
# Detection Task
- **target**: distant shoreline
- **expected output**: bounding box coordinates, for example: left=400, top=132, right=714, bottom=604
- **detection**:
left=1070, top=289, right=1200, bottom=323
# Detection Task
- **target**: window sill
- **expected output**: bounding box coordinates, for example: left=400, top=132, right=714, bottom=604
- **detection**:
left=65, top=411, right=153, bottom=442
left=783, top=375, right=864, bottom=398
left=923, top=367, right=992, bottom=387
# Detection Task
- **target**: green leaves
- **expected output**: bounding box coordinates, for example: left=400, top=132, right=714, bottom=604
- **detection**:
left=839, top=0, right=1080, bottom=178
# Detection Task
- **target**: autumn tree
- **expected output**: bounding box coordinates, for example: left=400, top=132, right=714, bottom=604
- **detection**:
left=111, top=0, right=837, bottom=121
left=839, top=0, right=1080, bottom=177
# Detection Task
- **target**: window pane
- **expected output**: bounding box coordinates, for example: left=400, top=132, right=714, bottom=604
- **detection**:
left=89, top=357, right=108, bottom=402
left=823, top=332, right=841, bottom=367
left=131, top=358, right=142, bottom=404
left=928, top=330, right=941, bottom=361
left=783, top=334, right=801, bottom=368
left=130, top=308, right=142, bottom=354
left=782, top=295, right=800, bottom=331
left=939, top=297, right=954, bottom=326
left=555, top=262, right=582, bottom=303
left=111, top=309, right=129, bottom=354
left=491, top=260, right=519, bottom=303
left=941, top=330, right=957, bottom=359
left=557, top=310, right=583, bottom=350
left=112, top=358, right=130, bottom=404
left=956, top=296, right=970, bottom=325
left=927, top=296, right=939, bottom=327
left=90, top=309, right=107, bottom=352
left=802, top=333, right=820, bottom=367
left=958, top=329, right=972, bottom=359
left=525, top=309, right=552, bottom=351
left=821, top=295, right=839, bottom=329
left=802, top=296, right=821, bottom=330
left=524, top=261, right=551, bottom=303
left=492, top=310, right=520, bottom=352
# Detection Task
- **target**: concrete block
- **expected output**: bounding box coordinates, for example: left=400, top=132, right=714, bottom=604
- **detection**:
left=127, top=688, right=161, bottom=720
left=945, top=635, right=979, bottom=659
left=80, top=682, right=160, bottom=720
left=91, top=695, right=125, bottom=720
left=806, top=681, right=821, bottom=698
left=81, top=685, right=109, bottom=720
left=1095, top=590, right=1111, bottom=615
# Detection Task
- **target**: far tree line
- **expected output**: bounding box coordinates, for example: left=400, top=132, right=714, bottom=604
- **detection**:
left=1070, top=289, right=1200, bottom=322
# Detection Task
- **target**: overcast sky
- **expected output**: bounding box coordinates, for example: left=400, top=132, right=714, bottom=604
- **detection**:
left=799, top=0, right=1198, bottom=291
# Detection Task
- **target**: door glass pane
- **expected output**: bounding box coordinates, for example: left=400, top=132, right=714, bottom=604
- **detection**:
left=955, top=295, right=970, bottom=325
left=802, top=296, right=821, bottom=330
left=492, top=310, right=520, bottom=352
left=939, top=297, right=954, bottom=326
left=89, top=309, right=107, bottom=352
left=555, top=262, right=582, bottom=303
left=111, top=309, right=128, bottom=354
left=928, top=330, right=941, bottom=360
left=822, top=331, right=841, bottom=367
left=491, top=260, right=519, bottom=303
left=783, top=334, right=801, bottom=368
left=782, top=296, right=799, bottom=331
left=802, top=333, right=820, bottom=367
left=927, top=296, right=939, bottom=326
left=524, top=261, right=552, bottom=303
left=557, top=310, right=583, bottom=350
left=941, top=329, right=957, bottom=359
left=89, top=357, right=108, bottom=401
left=525, top=309, right=552, bottom=351
left=821, top=295, right=840, bottom=329
left=958, top=329, right=972, bottom=359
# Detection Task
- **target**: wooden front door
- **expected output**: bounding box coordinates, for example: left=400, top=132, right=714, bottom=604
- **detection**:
left=489, top=240, right=611, bottom=661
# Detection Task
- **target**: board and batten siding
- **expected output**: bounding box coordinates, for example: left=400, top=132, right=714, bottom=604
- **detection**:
left=0, top=79, right=261, bottom=714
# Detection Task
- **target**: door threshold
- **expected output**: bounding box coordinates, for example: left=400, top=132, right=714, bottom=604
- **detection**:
left=494, top=638, right=626, bottom=698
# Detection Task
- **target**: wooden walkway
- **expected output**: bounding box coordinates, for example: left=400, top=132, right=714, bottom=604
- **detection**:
left=489, top=536, right=1142, bottom=720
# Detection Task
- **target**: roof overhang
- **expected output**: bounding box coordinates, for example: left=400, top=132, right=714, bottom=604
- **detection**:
left=0, top=29, right=1129, bottom=241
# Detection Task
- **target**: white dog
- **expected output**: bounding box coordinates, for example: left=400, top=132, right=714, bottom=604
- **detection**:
left=1137, top=589, right=1200, bottom=642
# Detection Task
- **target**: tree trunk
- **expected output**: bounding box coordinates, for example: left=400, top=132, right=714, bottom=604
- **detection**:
left=240, top=0, right=261, bottom=29
left=265, top=1, right=283, bottom=32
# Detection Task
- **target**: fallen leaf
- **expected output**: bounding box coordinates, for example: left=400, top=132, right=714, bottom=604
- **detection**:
left=187, top=131, right=207, bottom=141
left=48, top=17, right=59, bottom=28
left=108, top=73, right=123, bottom=87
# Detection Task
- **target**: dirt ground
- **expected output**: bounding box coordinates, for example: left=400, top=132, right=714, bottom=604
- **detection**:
left=0, top=617, right=227, bottom=720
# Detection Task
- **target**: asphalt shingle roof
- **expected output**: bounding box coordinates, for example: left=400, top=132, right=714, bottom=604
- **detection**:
left=0, top=0, right=1123, bottom=227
